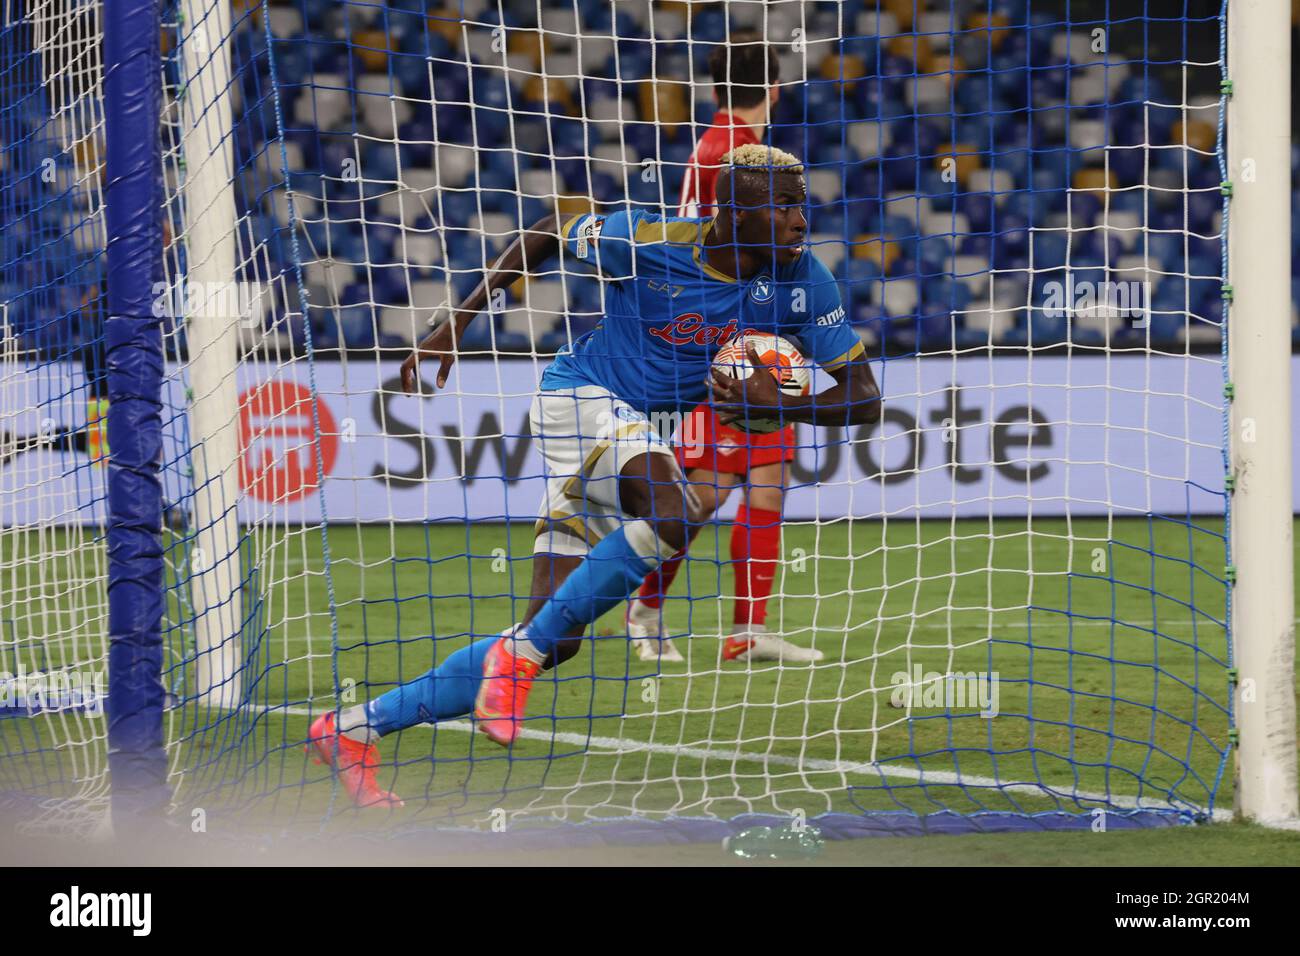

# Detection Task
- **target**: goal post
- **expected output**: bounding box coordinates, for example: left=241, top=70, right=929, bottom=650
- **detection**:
left=176, top=0, right=243, bottom=713
left=1226, top=0, right=1299, bottom=826
left=102, top=0, right=168, bottom=819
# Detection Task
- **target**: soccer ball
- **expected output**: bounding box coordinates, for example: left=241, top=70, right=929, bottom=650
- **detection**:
left=711, top=333, right=811, bottom=433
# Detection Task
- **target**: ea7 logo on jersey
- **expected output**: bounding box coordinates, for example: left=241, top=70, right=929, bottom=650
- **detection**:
left=575, top=215, right=604, bottom=260
left=647, top=278, right=684, bottom=298
left=815, top=304, right=846, bottom=327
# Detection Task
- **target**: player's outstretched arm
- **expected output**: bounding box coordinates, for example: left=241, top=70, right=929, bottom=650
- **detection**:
left=400, top=211, right=564, bottom=393
left=709, top=342, right=882, bottom=427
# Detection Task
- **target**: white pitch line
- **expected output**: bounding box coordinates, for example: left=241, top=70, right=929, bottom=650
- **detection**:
left=263, top=616, right=1233, bottom=646
left=278, top=704, right=1229, bottom=821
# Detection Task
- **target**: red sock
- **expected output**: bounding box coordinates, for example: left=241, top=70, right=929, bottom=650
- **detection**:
left=635, top=548, right=687, bottom=609
left=732, top=504, right=781, bottom=630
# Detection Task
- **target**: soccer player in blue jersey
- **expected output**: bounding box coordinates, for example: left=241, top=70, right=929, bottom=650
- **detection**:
left=307, top=145, right=881, bottom=806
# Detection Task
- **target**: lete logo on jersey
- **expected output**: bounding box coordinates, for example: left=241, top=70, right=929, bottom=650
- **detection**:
left=647, top=314, right=763, bottom=347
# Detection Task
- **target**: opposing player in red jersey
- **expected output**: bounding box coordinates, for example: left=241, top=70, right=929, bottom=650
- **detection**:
left=627, top=36, right=823, bottom=665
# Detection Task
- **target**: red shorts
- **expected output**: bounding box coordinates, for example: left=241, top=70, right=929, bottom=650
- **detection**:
left=674, top=404, right=796, bottom=476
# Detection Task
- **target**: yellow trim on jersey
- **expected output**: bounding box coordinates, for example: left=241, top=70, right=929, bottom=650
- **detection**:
left=560, top=420, right=657, bottom=502
left=631, top=216, right=738, bottom=285
left=633, top=218, right=704, bottom=245
left=561, top=213, right=587, bottom=238
left=691, top=221, right=738, bottom=284
left=534, top=512, right=604, bottom=546
left=572, top=213, right=736, bottom=284
left=819, top=339, right=866, bottom=373
left=693, top=246, right=739, bottom=283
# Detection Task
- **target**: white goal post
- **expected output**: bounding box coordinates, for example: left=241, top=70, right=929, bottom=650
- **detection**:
left=177, top=0, right=242, bottom=712
left=1226, top=0, right=1299, bottom=826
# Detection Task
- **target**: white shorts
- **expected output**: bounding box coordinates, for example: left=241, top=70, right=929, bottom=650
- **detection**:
left=529, top=386, right=677, bottom=557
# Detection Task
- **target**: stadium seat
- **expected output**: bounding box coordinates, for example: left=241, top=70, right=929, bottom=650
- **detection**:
left=809, top=235, right=847, bottom=274
left=295, top=74, right=351, bottom=130
left=920, top=209, right=971, bottom=239
left=916, top=234, right=954, bottom=274
left=807, top=169, right=845, bottom=207
left=378, top=305, right=425, bottom=344
left=303, top=258, right=358, bottom=298
left=433, top=144, right=478, bottom=190
left=469, top=212, right=518, bottom=257
left=924, top=276, right=972, bottom=311
left=846, top=120, right=892, bottom=161
left=966, top=167, right=1015, bottom=204
left=521, top=280, right=568, bottom=321
left=358, top=84, right=412, bottom=140
left=961, top=304, right=1017, bottom=343
left=881, top=277, right=921, bottom=316
left=3, top=0, right=1279, bottom=363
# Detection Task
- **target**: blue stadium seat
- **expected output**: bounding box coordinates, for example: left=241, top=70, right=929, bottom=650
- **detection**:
left=3, top=0, right=1273, bottom=357
left=924, top=277, right=972, bottom=311
left=1108, top=190, right=1146, bottom=216
left=452, top=314, right=493, bottom=351
left=310, top=312, right=340, bottom=350
left=1107, top=147, right=1145, bottom=187
left=689, top=7, right=729, bottom=43
left=811, top=201, right=852, bottom=238
left=959, top=193, right=995, bottom=233
left=1187, top=234, right=1221, bottom=262
left=988, top=221, right=1028, bottom=270
left=1030, top=232, right=1068, bottom=268
left=1186, top=257, right=1222, bottom=310
left=1022, top=308, right=1068, bottom=345
left=918, top=169, right=956, bottom=211
left=330, top=303, right=377, bottom=351
left=851, top=303, right=889, bottom=341
left=1145, top=311, right=1189, bottom=343
left=430, top=59, right=470, bottom=105
left=1185, top=191, right=1221, bottom=234
left=916, top=235, right=954, bottom=274
left=1145, top=233, right=1186, bottom=272
left=268, top=45, right=310, bottom=86
left=361, top=142, right=400, bottom=183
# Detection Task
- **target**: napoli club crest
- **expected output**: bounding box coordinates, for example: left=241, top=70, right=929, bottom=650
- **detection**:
left=749, top=275, right=774, bottom=303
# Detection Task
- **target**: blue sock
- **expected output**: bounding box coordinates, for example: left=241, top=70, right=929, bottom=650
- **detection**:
left=524, top=524, right=660, bottom=656
left=364, top=633, right=499, bottom=736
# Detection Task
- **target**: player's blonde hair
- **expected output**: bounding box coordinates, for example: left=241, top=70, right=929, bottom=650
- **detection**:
left=721, top=143, right=803, bottom=174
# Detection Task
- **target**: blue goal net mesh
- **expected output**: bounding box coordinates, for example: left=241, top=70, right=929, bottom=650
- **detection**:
left=0, top=0, right=1235, bottom=839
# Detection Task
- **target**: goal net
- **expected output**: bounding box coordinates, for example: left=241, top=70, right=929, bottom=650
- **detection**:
left=3, top=0, right=1290, bottom=841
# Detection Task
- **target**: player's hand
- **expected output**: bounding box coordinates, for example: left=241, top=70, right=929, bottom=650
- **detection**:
left=708, top=342, right=783, bottom=424
left=400, top=318, right=459, bottom=394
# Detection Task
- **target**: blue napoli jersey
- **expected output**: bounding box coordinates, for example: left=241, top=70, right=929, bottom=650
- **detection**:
left=540, top=208, right=864, bottom=413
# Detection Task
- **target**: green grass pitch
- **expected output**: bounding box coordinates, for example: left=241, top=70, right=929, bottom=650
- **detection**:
left=178, top=514, right=1237, bottom=824
left=6, top=516, right=1298, bottom=864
